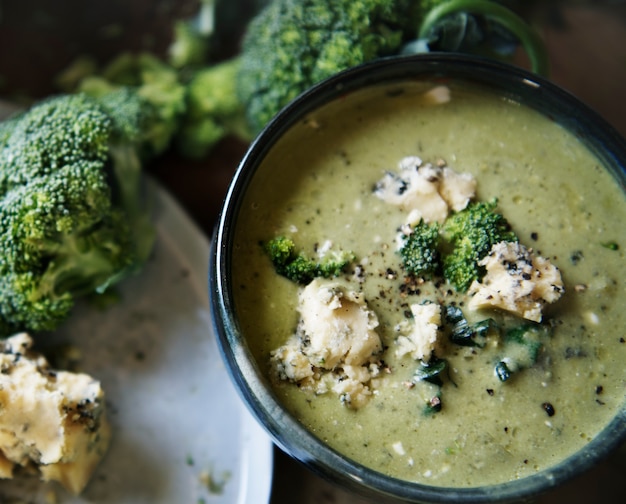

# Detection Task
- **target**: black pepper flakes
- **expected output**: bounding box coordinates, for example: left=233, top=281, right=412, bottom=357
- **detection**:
left=542, top=402, right=555, bottom=417
left=486, top=388, right=495, bottom=396
left=570, top=250, right=584, bottom=265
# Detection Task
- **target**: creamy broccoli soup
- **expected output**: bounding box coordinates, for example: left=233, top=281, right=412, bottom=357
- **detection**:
left=231, top=79, right=626, bottom=487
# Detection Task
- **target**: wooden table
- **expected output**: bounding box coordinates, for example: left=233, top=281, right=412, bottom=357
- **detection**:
left=1, top=2, right=625, bottom=503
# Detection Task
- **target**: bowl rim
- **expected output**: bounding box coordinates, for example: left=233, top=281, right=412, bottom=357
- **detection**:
left=209, top=52, right=626, bottom=503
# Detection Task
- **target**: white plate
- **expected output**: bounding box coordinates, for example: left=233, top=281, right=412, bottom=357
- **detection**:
left=0, top=178, right=274, bottom=503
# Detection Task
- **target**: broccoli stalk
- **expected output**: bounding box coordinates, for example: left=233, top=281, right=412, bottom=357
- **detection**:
left=264, top=236, right=355, bottom=285
left=0, top=93, right=156, bottom=336
left=417, top=0, right=549, bottom=76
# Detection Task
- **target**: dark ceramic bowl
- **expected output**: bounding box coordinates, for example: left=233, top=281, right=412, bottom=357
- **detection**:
left=209, top=53, right=626, bottom=503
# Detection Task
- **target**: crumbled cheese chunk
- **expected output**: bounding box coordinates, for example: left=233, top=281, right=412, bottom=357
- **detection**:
left=270, top=341, right=315, bottom=383
left=271, top=279, right=382, bottom=408
left=421, top=85, right=451, bottom=106
left=395, top=302, right=442, bottom=361
left=0, top=333, right=111, bottom=494
left=374, top=157, right=476, bottom=223
left=298, top=279, right=381, bottom=368
left=468, top=241, right=565, bottom=322
left=440, top=167, right=478, bottom=212
left=392, top=441, right=406, bottom=456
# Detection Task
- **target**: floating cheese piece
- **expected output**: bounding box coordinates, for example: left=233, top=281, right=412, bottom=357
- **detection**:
left=468, top=241, right=565, bottom=322
left=298, top=279, right=381, bottom=369
left=271, top=279, right=382, bottom=408
left=396, top=302, right=442, bottom=361
left=440, top=166, right=478, bottom=212
left=374, top=157, right=476, bottom=224
left=421, top=85, right=451, bottom=106
left=0, top=332, right=111, bottom=494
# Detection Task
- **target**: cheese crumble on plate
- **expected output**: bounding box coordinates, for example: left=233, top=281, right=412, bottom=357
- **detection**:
left=0, top=333, right=111, bottom=494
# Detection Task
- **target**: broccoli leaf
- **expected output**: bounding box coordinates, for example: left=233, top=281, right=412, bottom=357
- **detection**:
left=444, top=305, right=497, bottom=347
left=495, top=323, right=551, bottom=382
left=414, top=357, right=448, bottom=386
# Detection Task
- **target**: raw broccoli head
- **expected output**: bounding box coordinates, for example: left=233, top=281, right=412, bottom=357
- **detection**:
left=441, top=199, right=518, bottom=291
left=264, top=236, right=355, bottom=285
left=399, top=220, right=441, bottom=278
left=235, top=0, right=549, bottom=134
left=236, top=0, right=422, bottom=133
left=0, top=93, right=154, bottom=336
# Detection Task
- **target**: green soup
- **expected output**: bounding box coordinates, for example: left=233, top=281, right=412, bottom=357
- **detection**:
left=231, top=79, right=626, bottom=487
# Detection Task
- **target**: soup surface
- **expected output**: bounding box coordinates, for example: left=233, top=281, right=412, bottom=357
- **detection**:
left=231, top=79, right=626, bottom=487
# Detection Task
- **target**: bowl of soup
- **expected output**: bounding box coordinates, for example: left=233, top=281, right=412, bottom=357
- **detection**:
left=209, top=53, right=626, bottom=502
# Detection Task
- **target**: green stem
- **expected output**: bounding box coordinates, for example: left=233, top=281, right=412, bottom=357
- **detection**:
left=419, top=0, right=550, bottom=76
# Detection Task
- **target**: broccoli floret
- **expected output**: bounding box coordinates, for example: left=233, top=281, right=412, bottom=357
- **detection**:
left=68, top=49, right=249, bottom=160
left=168, top=18, right=211, bottom=70
left=97, top=87, right=157, bottom=145
left=264, top=236, right=355, bottom=285
left=0, top=115, right=18, bottom=149
left=0, top=93, right=155, bottom=336
left=236, top=0, right=423, bottom=133
left=440, top=199, right=518, bottom=292
left=176, top=58, right=252, bottom=159
left=76, top=52, right=187, bottom=158
left=399, top=220, right=441, bottom=278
